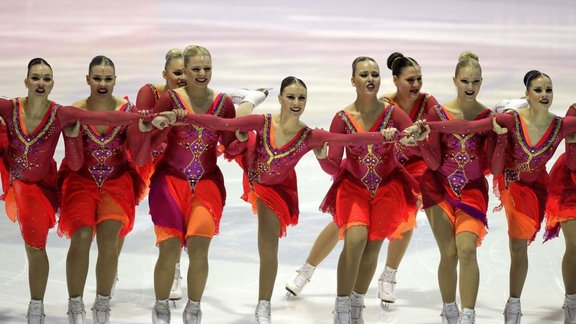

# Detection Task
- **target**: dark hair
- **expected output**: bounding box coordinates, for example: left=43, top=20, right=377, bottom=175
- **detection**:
left=279, top=76, right=307, bottom=94
left=89, top=55, right=115, bottom=74
left=523, top=70, right=551, bottom=89
left=387, top=52, right=419, bottom=76
left=351, top=56, right=376, bottom=76
left=27, top=58, right=52, bottom=77
left=455, top=51, right=481, bottom=76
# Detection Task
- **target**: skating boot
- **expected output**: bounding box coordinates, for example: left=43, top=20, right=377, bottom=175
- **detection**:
left=67, top=296, right=86, bottom=324
left=286, top=263, right=315, bottom=296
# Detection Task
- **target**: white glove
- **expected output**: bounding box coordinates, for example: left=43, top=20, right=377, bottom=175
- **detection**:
left=228, top=88, right=269, bottom=107
left=493, top=98, right=528, bottom=113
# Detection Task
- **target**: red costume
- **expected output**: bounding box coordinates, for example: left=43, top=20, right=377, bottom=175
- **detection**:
left=149, top=90, right=237, bottom=244
left=426, top=110, right=576, bottom=242
left=135, top=84, right=167, bottom=186
left=316, top=104, right=418, bottom=241
left=546, top=104, right=576, bottom=239
left=418, top=105, right=496, bottom=245
left=58, top=100, right=150, bottom=239
left=182, top=112, right=394, bottom=237
left=384, top=93, right=439, bottom=237
left=0, top=97, right=147, bottom=249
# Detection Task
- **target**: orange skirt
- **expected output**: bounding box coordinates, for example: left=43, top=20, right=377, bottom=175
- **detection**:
left=546, top=153, right=576, bottom=240
left=59, top=171, right=137, bottom=238
left=494, top=173, right=548, bottom=242
left=333, top=175, right=417, bottom=241
left=149, top=174, right=224, bottom=245
left=421, top=169, right=488, bottom=226
left=4, top=177, right=59, bottom=250
left=243, top=170, right=299, bottom=238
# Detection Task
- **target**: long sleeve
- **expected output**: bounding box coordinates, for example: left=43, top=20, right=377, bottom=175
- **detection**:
left=182, top=113, right=265, bottom=133
left=63, top=134, right=84, bottom=171
left=416, top=108, right=443, bottom=170
left=426, top=113, right=515, bottom=134
left=560, top=115, right=576, bottom=138
left=126, top=103, right=153, bottom=167
left=307, top=129, right=386, bottom=148
left=149, top=92, right=177, bottom=149
left=564, top=105, right=576, bottom=170
left=0, top=98, right=13, bottom=121
left=490, top=133, right=508, bottom=175
left=316, top=115, right=346, bottom=176
left=57, top=105, right=149, bottom=128
left=136, top=84, right=158, bottom=111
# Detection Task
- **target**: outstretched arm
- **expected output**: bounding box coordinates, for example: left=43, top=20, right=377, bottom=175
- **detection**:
left=423, top=113, right=514, bottom=134
left=563, top=105, right=576, bottom=170
left=62, top=121, right=84, bottom=171
left=170, top=111, right=266, bottom=133
left=315, top=115, right=346, bottom=176
left=307, top=127, right=391, bottom=148
left=58, top=105, right=154, bottom=128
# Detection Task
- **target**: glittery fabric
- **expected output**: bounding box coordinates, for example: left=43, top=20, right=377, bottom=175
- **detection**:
left=386, top=93, right=438, bottom=164
left=432, top=105, right=492, bottom=199
left=149, top=91, right=235, bottom=233
left=153, top=91, right=234, bottom=197
left=500, top=111, right=562, bottom=187
left=317, top=105, right=419, bottom=236
left=247, top=114, right=311, bottom=186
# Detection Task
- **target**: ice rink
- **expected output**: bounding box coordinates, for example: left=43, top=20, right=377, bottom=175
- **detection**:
left=1, top=0, right=576, bottom=323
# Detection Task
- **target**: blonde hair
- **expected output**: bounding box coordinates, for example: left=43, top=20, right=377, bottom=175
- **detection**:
left=164, top=48, right=183, bottom=70
left=455, top=51, right=481, bottom=76
left=183, top=45, right=211, bottom=67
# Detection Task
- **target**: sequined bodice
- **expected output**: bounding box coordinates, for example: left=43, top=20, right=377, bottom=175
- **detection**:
left=337, top=107, right=397, bottom=197
left=248, top=114, right=311, bottom=185
left=503, top=112, right=562, bottom=186
left=434, top=105, right=491, bottom=198
left=4, top=98, right=60, bottom=183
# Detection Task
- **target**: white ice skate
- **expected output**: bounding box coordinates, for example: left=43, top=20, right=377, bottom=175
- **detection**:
left=183, top=300, right=202, bottom=324
left=441, top=302, right=459, bottom=324
left=170, top=262, right=183, bottom=301
left=333, top=296, right=351, bottom=324
left=350, top=292, right=365, bottom=324
left=457, top=308, right=475, bottom=324
left=228, top=88, right=269, bottom=107
left=152, top=299, right=171, bottom=324
left=27, top=300, right=45, bottom=324
left=255, top=300, right=271, bottom=324
left=563, top=296, right=576, bottom=324
left=286, top=263, right=315, bottom=297
left=503, top=298, right=522, bottom=324
left=110, top=273, right=118, bottom=299
left=378, top=266, right=397, bottom=309
left=91, top=295, right=111, bottom=324
left=67, top=296, right=86, bottom=324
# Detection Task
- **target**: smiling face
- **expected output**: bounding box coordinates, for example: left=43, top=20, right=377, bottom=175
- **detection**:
left=394, top=65, right=422, bottom=101
left=351, top=60, right=381, bottom=96
left=453, top=66, right=482, bottom=102
left=25, top=64, right=54, bottom=98
left=526, top=75, right=553, bottom=109
left=184, top=55, right=212, bottom=88
left=163, top=57, right=187, bottom=90
left=278, top=83, right=307, bottom=117
left=86, top=64, right=116, bottom=96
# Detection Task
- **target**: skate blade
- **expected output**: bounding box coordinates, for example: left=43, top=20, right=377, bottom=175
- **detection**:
left=285, top=288, right=298, bottom=297
left=380, top=300, right=394, bottom=310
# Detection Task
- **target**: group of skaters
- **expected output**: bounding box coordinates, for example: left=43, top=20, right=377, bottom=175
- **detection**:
left=1, top=44, right=576, bottom=324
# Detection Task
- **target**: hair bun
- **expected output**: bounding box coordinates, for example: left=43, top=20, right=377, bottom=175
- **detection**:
left=458, top=51, right=479, bottom=62
left=387, top=52, right=404, bottom=70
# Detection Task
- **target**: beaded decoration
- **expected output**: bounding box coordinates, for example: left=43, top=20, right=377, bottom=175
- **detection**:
left=9, top=98, right=59, bottom=183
